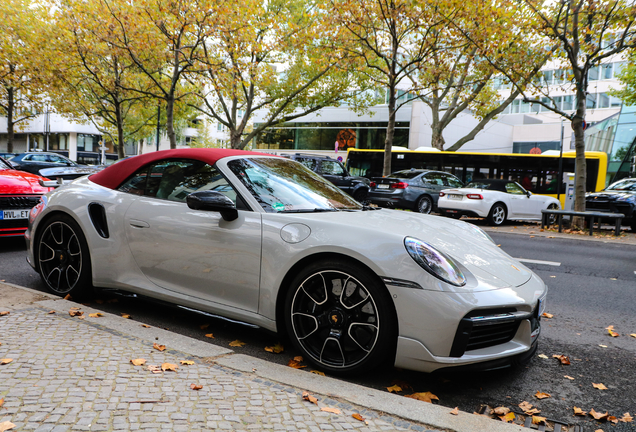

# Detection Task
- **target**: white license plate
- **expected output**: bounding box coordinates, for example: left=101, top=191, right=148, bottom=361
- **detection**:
left=377, top=184, right=390, bottom=189
left=1, top=209, right=30, bottom=220
left=448, top=194, right=463, bottom=200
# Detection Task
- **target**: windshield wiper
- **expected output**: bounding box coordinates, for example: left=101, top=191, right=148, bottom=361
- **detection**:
left=279, top=208, right=340, bottom=213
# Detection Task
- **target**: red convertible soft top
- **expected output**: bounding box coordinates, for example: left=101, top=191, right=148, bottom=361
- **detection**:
left=89, top=148, right=272, bottom=190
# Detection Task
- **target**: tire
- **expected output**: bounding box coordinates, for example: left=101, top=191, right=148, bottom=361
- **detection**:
left=352, top=188, right=368, bottom=204
left=36, top=214, right=93, bottom=300
left=546, top=203, right=559, bottom=225
left=284, top=259, right=396, bottom=375
left=487, top=203, right=507, bottom=226
left=416, top=195, right=433, bottom=214
left=631, top=220, right=636, bottom=233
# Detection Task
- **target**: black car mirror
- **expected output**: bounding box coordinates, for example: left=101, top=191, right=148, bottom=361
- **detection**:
left=186, top=191, right=238, bottom=221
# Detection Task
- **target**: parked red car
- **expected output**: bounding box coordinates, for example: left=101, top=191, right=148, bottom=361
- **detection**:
left=0, top=156, right=52, bottom=237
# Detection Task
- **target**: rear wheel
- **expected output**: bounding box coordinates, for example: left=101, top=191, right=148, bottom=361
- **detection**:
left=352, top=188, right=368, bottom=204
left=547, top=203, right=559, bottom=225
left=36, top=214, right=93, bottom=300
left=487, top=203, right=507, bottom=226
left=416, top=195, right=433, bottom=214
left=284, top=260, right=396, bottom=375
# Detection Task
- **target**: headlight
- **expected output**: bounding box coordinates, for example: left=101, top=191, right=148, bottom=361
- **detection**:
left=404, top=237, right=467, bottom=286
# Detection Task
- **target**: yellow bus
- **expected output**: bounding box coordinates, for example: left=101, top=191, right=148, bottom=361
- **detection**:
left=345, top=148, right=608, bottom=206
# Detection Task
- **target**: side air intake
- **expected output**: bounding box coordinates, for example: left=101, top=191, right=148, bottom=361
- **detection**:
left=88, top=203, right=109, bottom=238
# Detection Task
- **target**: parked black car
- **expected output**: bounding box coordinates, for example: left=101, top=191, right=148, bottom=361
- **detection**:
left=10, top=152, right=83, bottom=175
left=284, top=154, right=370, bottom=202
left=586, top=177, right=636, bottom=232
left=368, top=169, right=463, bottom=214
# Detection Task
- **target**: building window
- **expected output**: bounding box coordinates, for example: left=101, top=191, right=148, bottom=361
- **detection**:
left=588, top=66, right=599, bottom=81
left=602, top=64, right=613, bottom=80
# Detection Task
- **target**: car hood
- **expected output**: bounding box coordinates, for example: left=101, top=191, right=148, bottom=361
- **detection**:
left=314, top=209, right=532, bottom=288
left=39, top=165, right=105, bottom=178
left=586, top=191, right=636, bottom=201
left=0, top=168, right=51, bottom=194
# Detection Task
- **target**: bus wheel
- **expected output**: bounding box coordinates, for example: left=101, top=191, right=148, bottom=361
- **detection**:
left=416, top=196, right=433, bottom=214
left=487, top=203, right=507, bottom=226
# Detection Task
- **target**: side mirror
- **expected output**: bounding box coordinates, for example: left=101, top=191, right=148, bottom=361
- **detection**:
left=186, top=190, right=238, bottom=221
left=526, top=191, right=532, bottom=197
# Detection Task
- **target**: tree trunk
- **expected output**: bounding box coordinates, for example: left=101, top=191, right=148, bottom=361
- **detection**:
left=429, top=97, right=445, bottom=150
left=571, top=86, right=587, bottom=230
left=231, top=129, right=243, bottom=150
left=166, top=98, right=176, bottom=149
left=383, top=85, right=396, bottom=176
left=115, top=102, right=126, bottom=159
left=7, top=87, right=14, bottom=153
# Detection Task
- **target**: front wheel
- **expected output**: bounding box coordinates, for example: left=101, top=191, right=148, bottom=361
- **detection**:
left=352, top=188, right=369, bottom=204
left=487, top=203, right=507, bottom=226
left=284, top=260, right=396, bottom=375
left=546, top=203, right=559, bottom=225
left=36, top=214, right=93, bottom=300
left=416, top=195, right=433, bottom=214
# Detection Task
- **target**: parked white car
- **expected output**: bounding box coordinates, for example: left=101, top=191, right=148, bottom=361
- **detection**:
left=438, top=179, right=561, bottom=226
left=26, top=149, right=547, bottom=375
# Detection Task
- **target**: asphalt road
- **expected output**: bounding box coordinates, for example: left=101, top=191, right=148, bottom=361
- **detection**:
left=2, top=229, right=635, bottom=431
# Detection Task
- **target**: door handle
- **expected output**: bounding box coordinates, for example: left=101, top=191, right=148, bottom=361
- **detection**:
left=129, top=219, right=150, bottom=228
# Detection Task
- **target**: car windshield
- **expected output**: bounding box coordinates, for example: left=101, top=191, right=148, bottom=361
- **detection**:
left=0, top=158, right=10, bottom=169
left=607, top=179, right=636, bottom=192
left=466, top=181, right=492, bottom=189
left=391, top=170, right=422, bottom=179
left=228, top=157, right=362, bottom=213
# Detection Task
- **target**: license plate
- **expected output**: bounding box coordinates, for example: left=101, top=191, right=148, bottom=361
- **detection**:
left=377, top=184, right=390, bottom=189
left=449, top=194, right=463, bottom=200
left=1, top=209, right=30, bottom=220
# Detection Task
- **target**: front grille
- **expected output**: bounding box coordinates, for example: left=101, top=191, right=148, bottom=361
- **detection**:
left=0, top=196, right=41, bottom=210
left=586, top=199, right=634, bottom=218
left=450, top=308, right=529, bottom=357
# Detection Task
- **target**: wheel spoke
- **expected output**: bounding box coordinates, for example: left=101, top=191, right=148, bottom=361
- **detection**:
left=320, top=337, right=345, bottom=367
left=45, top=267, right=61, bottom=289
left=301, top=273, right=328, bottom=306
left=68, top=234, right=80, bottom=256
left=291, top=312, right=319, bottom=340
left=39, top=243, right=55, bottom=263
left=347, top=323, right=377, bottom=352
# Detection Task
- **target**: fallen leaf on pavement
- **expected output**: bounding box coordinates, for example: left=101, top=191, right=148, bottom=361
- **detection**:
left=0, top=312, right=10, bottom=316
left=592, top=383, right=608, bottom=390
left=352, top=413, right=365, bottom=422
left=229, top=340, right=246, bottom=347
left=590, top=409, right=609, bottom=420
left=321, top=407, right=341, bottom=414
left=180, top=360, right=195, bottom=365
left=63, top=294, right=72, bottom=300
left=538, top=354, right=549, bottom=359
left=599, top=344, right=608, bottom=348
left=493, top=407, right=510, bottom=416
left=0, top=398, right=3, bottom=407
left=190, top=384, right=202, bottom=390
left=405, top=392, right=439, bottom=403
left=500, top=412, right=515, bottom=422
left=69, top=310, right=83, bottom=317
left=630, top=334, right=636, bottom=338
left=619, top=412, right=633, bottom=422
left=147, top=365, right=162, bottom=374
left=532, top=416, right=547, bottom=425
left=204, top=334, right=214, bottom=338
left=606, top=325, right=619, bottom=337
left=450, top=407, right=459, bottom=415
left=199, top=324, right=209, bottom=330
left=121, top=314, right=131, bottom=319
left=608, top=415, right=618, bottom=424
left=534, top=391, right=551, bottom=399
left=0, top=421, right=16, bottom=431
left=573, top=407, right=587, bottom=416
left=48, top=311, right=55, bottom=314
left=88, top=313, right=103, bottom=318
left=0, top=359, right=12, bottom=365
left=293, top=356, right=303, bottom=362
left=287, top=359, right=306, bottom=369
left=302, top=391, right=317, bottom=405
left=141, top=324, right=150, bottom=328
left=564, top=375, right=575, bottom=380
left=264, top=343, right=284, bottom=353
left=553, top=354, right=571, bottom=365
left=310, top=370, right=325, bottom=376
left=161, top=363, right=178, bottom=372
left=542, top=312, right=554, bottom=319
left=130, top=358, right=146, bottom=366
left=387, top=385, right=402, bottom=393
left=153, top=343, right=166, bottom=352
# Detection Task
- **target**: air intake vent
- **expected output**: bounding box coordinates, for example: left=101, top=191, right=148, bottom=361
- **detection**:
left=88, top=203, right=109, bottom=238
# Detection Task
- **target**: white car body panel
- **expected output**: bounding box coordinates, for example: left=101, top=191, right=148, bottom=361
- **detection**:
left=26, top=156, right=548, bottom=373
left=438, top=187, right=561, bottom=221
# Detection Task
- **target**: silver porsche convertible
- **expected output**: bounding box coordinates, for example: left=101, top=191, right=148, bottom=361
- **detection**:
left=26, top=149, right=547, bottom=374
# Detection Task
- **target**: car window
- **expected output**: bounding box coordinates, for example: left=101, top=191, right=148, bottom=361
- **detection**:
left=444, top=175, right=463, bottom=188
left=607, top=179, right=636, bottom=191
left=118, top=159, right=240, bottom=205
left=423, top=173, right=444, bottom=185
left=321, top=160, right=346, bottom=176
left=48, top=155, right=68, bottom=164
left=296, top=158, right=318, bottom=171
left=0, top=158, right=10, bottom=169
left=505, top=182, right=526, bottom=195
left=392, top=170, right=421, bottom=179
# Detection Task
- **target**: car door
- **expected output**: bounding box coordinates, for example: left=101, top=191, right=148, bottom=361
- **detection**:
left=505, top=182, right=535, bottom=217
left=421, top=172, right=446, bottom=197
left=121, top=159, right=262, bottom=312
left=320, top=160, right=352, bottom=193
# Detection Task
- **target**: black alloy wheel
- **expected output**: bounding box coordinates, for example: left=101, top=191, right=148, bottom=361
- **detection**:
left=37, top=215, right=93, bottom=299
left=547, top=203, right=559, bottom=225
left=487, top=203, right=507, bottom=226
left=352, top=188, right=369, bottom=204
left=285, top=260, right=396, bottom=375
left=416, top=195, right=433, bottom=214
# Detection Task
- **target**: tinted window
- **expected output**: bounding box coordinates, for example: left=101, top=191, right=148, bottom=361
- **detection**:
left=48, top=155, right=68, bottom=164
left=321, top=160, right=346, bottom=176
left=0, top=158, right=10, bottom=169
left=444, top=175, right=463, bottom=188
left=505, top=182, right=526, bottom=195
left=391, top=170, right=422, bottom=179
left=296, top=158, right=318, bottom=171
left=118, top=159, right=240, bottom=204
left=607, top=179, right=636, bottom=191
left=423, top=173, right=445, bottom=185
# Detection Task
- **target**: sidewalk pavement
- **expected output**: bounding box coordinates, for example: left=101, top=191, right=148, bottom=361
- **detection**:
left=0, top=282, right=531, bottom=432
